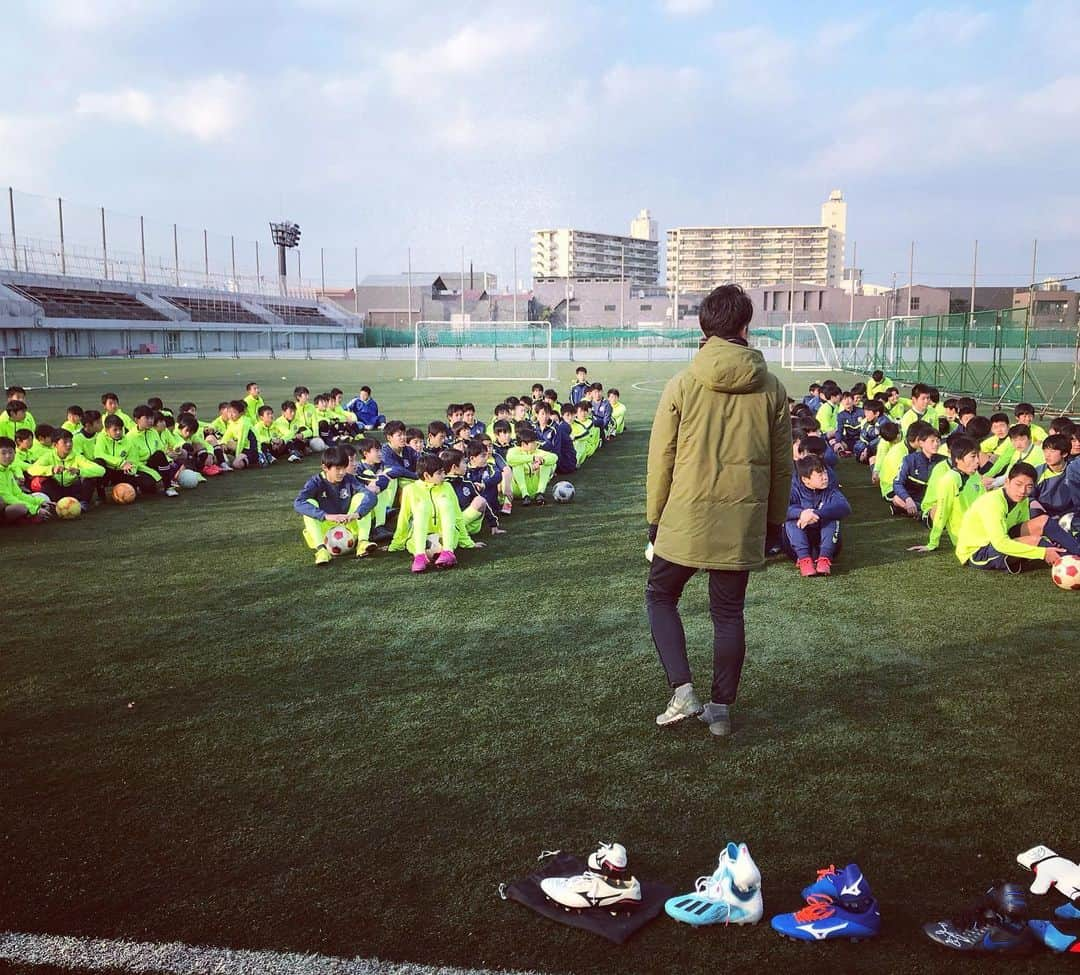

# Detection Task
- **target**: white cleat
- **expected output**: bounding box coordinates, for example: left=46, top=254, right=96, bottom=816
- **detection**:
left=587, top=841, right=629, bottom=879
left=540, top=870, right=642, bottom=912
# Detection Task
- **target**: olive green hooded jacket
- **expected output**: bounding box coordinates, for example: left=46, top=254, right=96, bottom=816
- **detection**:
left=646, top=337, right=791, bottom=570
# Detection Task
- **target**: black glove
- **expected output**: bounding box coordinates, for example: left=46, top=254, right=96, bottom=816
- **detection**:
left=647, top=523, right=658, bottom=544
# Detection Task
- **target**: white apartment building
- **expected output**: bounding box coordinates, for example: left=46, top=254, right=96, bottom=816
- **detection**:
left=666, top=191, right=847, bottom=292
left=532, top=209, right=660, bottom=288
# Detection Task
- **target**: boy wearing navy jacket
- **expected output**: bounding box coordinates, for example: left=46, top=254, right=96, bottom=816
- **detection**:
left=293, top=445, right=381, bottom=564
left=783, top=455, right=852, bottom=577
left=892, top=424, right=945, bottom=517
left=834, top=391, right=861, bottom=455
left=569, top=367, right=590, bottom=405
left=345, top=386, right=386, bottom=431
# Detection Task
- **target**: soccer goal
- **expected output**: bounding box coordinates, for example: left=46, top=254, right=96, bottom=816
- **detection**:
left=780, top=323, right=841, bottom=372
left=413, top=320, right=556, bottom=382
left=1, top=355, right=77, bottom=391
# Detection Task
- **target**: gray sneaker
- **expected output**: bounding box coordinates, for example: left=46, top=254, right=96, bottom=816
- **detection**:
left=656, top=684, right=703, bottom=726
left=699, top=702, right=731, bottom=736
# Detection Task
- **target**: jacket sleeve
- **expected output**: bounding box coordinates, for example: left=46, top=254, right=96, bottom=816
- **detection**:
left=380, top=447, right=417, bottom=480
left=817, top=488, right=852, bottom=522
left=983, top=500, right=1045, bottom=560
left=293, top=476, right=326, bottom=519
left=646, top=376, right=681, bottom=525
left=74, top=455, right=106, bottom=478
left=786, top=479, right=804, bottom=522
left=93, top=435, right=124, bottom=470
left=893, top=455, right=914, bottom=502
left=767, top=382, right=792, bottom=527
left=926, top=483, right=953, bottom=550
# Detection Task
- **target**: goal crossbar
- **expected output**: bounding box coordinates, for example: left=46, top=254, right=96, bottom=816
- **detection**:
left=413, top=320, right=555, bottom=381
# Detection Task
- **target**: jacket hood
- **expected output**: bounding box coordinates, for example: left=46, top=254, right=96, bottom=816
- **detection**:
left=689, top=337, right=769, bottom=394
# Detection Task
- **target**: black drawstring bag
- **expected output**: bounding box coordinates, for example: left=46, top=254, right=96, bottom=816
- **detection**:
left=502, top=851, right=673, bottom=944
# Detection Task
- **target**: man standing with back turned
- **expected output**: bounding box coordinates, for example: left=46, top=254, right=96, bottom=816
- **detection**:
left=646, top=284, right=791, bottom=737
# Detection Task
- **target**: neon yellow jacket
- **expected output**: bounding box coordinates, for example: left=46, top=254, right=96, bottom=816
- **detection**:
left=1028, top=423, right=1048, bottom=445
left=121, top=429, right=163, bottom=480
left=94, top=431, right=131, bottom=470
left=224, top=415, right=253, bottom=450
left=253, top=421, right=274, bottom=448
left=27, top=447, right=106, bottom=485
left=294, top=402, right=316, bottom=436
left=0, top=461, right=43, bottom=513
left=0, top=408, right=37, bottom=437
left=610, top=401, right=627, bottom=434
left=900, top=408, right=929, bottom=435
left=816, top=401, right=838, bottom=435
left=206, top=414, right=229, bottom=439
left=924, top=465, right=985, bottom=550
left=955, top=489, right=1044, bottom=564
left=72, top=429, right=97, bottom=461
left=270, top=415, right=297, bottom=440
left=104, top=408, right=135, bottom=433
left=243, top=393, right=264, bottom=421
left=878, top=441, right=907, bottom=499
left=387, top=480, right=476, bottom=552
left=866, top=377, right=895, bottom=400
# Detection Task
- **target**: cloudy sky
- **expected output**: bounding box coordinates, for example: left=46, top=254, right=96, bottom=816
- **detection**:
left=2, top=0, right=1077, bottom=291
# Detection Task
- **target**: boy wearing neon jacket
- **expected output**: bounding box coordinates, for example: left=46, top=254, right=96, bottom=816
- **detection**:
left=243, top=382, right=264, bottom=421
left=872, top=420, right=905, bottom=501
left=124, top=405, right=180, bottom=494
left=387, top=454, right=478, bottom=572
left=0, top=399, right=33, bottom=441
left=222, top=400, right=258, bottom=470
left=899, top=383, right=933, bottom=435
left=26, top=429, right=106, bottom=507
left=1014, top=403, right=1047, bottom=445
left=293, top=444, right=381, bottom=565
left=100, top=393, right=134, bottom=433
left=955, top=463, right=1080, bottom=571
left=2, top=386, right=36, bottom=433
left=608, top=389, right=627, bottom=436
left=0, top=436, right=48, bottom=521
left=909, top=435, right=984, bottom=552
left=72, top=411, right=103, bottom=463
left=814, top=381, right=842, bottom=438
left=270, top=401, right=307, bottom=462
left=95, top=415, right=158, bottom=495
left=506, top=429, right=557, bottom=505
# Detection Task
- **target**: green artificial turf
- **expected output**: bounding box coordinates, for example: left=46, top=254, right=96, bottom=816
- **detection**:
left=1, top=358, right=1076, bottom=975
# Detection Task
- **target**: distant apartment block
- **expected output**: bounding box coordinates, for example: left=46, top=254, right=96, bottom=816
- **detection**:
left=532, top=209, right=660, bottom=288
left=667, top=191, right=847, bottom=292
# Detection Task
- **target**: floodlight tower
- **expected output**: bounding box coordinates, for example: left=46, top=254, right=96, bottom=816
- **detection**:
left=270, top=220, right=301, bottom=294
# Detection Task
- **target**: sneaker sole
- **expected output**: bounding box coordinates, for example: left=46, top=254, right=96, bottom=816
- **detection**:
left=656, top=708, right=703, bottom=727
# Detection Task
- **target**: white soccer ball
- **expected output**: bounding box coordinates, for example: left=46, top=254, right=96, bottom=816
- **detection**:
left=176, top=469, right=200, bottom=490
left=1051, top=554, right=1080, bottom=591
left=1059, top=512, right=1074, bottom=533
left=325, top=525, right=356, bottom=556
left=309, top=437, right=327, bottom=452
left=31, top=492, right=51, bottom=504
left=425, top=531, right=443, bottom=555
left=552, top=480, right=575, bottom=503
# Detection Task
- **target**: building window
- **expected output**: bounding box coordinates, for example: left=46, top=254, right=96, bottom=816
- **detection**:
left=604, top=304, right=616, bottom=311
left=569, top=302, right=580, bottom=311
left=1034, top=300, right=1067, bottom=316
left=910, top=296, right=921, bottom=311
left=640, top=304, right=652, bottom=311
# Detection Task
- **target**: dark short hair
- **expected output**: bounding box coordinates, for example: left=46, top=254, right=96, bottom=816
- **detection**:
left=1008, top=462, right=1037, bottom=481
left=949, top=435, right=978, bottom=462
left=360, top=385, right=371, bottom=394
left=132, top=405, right=154, bottom=421
left=439, top=448, right=464, bottom=470
left=699, top=284, right=753, bottom=341
left=384, top=420, right=406, bottom=437
left=321, top=445, right=349, bottom=468
left=5, top=399, right=26, bottom=414
left=416, top=455, right=443, bottom=479
left=428, top=420, right=449, bottom=437
left=1043, top=433, right=1070, bottom=454
left=356, top=437, right=380, bottom=454
left=1009, top=423, right=1030, bottom=440
left=863, top=399, right=884, bottom=415
left=795, top=455, right=826, bottom=479
left=1015, top=402, right=1035, bottom=416
left=989, top=412, right=1009, bottom=426
left=0, top=436, right=14, bottom=450
left=965, top=416, right=991, bottom=441
left=103, top=415, right=125, bottom=431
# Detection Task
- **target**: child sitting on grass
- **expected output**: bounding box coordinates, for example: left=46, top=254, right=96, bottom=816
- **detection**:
left=955, top=463, right=1080, bottom=573
left=908, top=434, right=984, bottom=553
left=783, top=455, right=851, bottom=576
left=388, top=454, right=481, bottom=573
left=293, top=445, right=380, bottom=565
left=505, top=429, right=557, bottom=505
left=0, top=436, right=50, bottom=522
left=891, top=424, right=944, bottom=517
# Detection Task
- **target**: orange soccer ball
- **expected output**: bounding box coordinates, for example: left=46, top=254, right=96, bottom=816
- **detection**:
left=110, top=482, right=136, bottom=505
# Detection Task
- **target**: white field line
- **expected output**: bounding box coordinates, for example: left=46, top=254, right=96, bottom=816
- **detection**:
left=630, top=379, right=666, bottom=394
left=0, top=932, right=552, bottom=975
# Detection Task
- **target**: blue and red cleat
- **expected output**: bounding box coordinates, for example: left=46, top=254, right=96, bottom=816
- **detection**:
left=773, top=864, right=880, bottom=942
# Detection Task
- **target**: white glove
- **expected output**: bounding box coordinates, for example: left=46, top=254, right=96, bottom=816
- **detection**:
left=1030, top=855, right=1080, bottom=902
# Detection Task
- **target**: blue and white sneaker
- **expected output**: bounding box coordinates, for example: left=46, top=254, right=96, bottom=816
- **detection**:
left=665, top=842, right=763, bottom=927
left=800, top=863, right=873, bottom=912
left=1029, top=920, right=1080, bottom=953
left=771, top=894, right=881, bottom=942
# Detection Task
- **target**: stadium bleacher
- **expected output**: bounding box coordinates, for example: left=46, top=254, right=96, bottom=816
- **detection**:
left=263, top=302, right=337, bottom=326
left=9, top=285, right=168, bottom=321
left=163, top=295, right=266, bottom=324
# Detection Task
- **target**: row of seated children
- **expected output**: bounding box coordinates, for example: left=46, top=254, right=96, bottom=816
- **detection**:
left=292, top=382, right=629, bottom=570
left=787, top=375, right=1080, bottom=575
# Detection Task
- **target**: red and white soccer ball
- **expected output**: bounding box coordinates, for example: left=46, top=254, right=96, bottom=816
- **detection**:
left=1051, top=554, right=1080, bottom=591
left=325, top=525, right=356, bottom=556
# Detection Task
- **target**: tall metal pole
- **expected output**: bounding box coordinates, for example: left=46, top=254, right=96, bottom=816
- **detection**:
left=788, top=246, right=795, bottom=325
left=407, top=246, right=413, bottom=333
left=8, top=187, right=17, bottom=271
left=906, top=240, right=914, bottom=316
left=460, top=245, right=466, bottom=321
left=139, top=215, right=146, bottom=282
left=848, top=240, right=857, bottom=323
left=101, top=207, right=109, bottom=279
left=203, top=229, right=209, bottom=284
left=255, top=241, right=261, bottom=290
left=353, top=246, right=358, bottom=314
left=620, top=243, right=625, bottom=327
left=173, top=224, right=180, bottom=285
left=320, top=246, right=325, bottom=295
left=58, top=198, right=66, bottom=275
left=513, top=247, right=518, bottom=322
left=970, top=240, right=978, bottom=321
left=230, top=235, right=236, bottom=284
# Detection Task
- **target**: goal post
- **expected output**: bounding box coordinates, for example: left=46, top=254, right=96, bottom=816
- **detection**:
left=413, top=320, right=555, bottom=382
left=780, top=323, right=841, bottom=372
left=1, top=355, right=77, bottom=391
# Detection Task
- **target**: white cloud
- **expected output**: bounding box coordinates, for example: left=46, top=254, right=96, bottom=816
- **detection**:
left=1024, top=0, right=1080, bottom=59
left=36, top=0, right=175, bottom=30
left=713, top=27, right=796, bottom=105
left=661, top=0, right=715, bottom=15
left=0, top=115, right=65, bottom=189
left=76, top=75, right=247, bottom=141
left=384, top=19, right=551, bottom=101
left=899, top=6, right=994, bottom=43
left=600, top=63, right=702, bottom=104
left=815, top=18, right=869, bottom=55
left=810, top=76, right=1080, bottom=177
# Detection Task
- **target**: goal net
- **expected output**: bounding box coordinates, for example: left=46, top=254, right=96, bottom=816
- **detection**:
left=1, top=356, right=77, bottom=391
left=414, top=320, right=556, bottom=382
left=780, top=323, right=841, bottom=372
